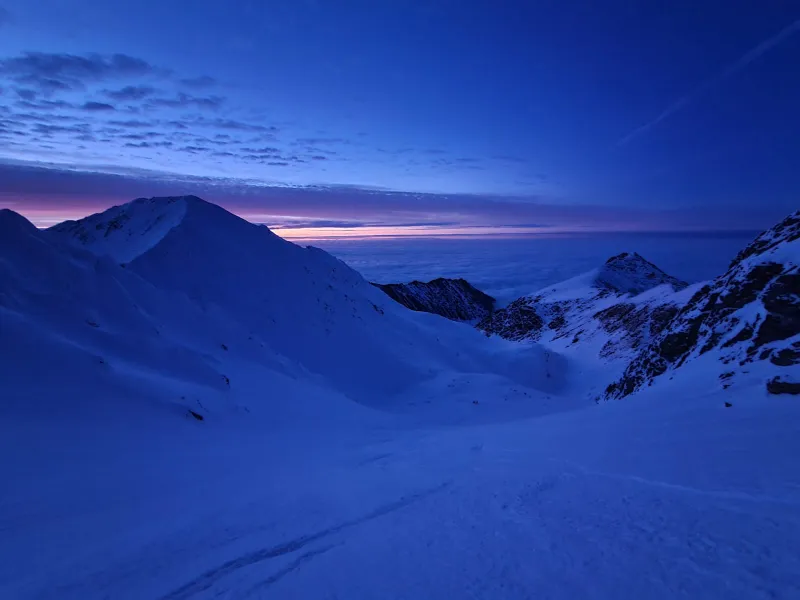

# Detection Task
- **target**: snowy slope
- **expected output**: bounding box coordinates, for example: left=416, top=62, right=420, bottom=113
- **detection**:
left=48, top=196, right=188, bottom=263
left=605, top=211, right=800, bottom=400
left=372, top=277, right=495, bottom=322
left=37, top=196, right=567, bottom=413
left=477, top=252, right=692, bottom=364
left=1, top=373, right=799, bottom=600
left=3, top=202, right=800, bottom=600
left=0, top=207, right=326, bottom=422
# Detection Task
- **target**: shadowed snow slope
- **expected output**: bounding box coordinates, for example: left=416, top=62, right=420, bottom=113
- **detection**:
left=1, top=365, right=798, bottom=600
left=1, top=206, right=310, bottom=420
left=6, top=197, right=566, bottom=415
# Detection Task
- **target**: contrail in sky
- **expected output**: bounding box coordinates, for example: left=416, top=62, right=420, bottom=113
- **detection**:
left=616, top=18, right=800, bottom=147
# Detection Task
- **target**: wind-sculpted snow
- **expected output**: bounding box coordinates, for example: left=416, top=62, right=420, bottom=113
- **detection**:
left=605, top=211, right=800, bottom=400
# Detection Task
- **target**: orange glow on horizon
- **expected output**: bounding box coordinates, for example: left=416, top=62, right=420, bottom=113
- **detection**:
left=268, top=224, right=562, bottom=240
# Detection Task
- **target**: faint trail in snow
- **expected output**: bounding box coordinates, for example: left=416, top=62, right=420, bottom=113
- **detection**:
left=159, top=482, right=450, bottom=600
left=555, top=459, right=800, bottom=507
left=357, top=452, right=392, bottom=466
left=244, top=544, right=338, bottom=595
left=598, top=472, right=800, bottom=506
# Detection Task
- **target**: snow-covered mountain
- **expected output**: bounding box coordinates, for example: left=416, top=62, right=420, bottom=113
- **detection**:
left=49, top=196, right=190, bottom=263
left=3, top=199, right=800, bottom=600
left=477, top=252, right=692, bottom=362
left=604, top=211, right=800, bottom=400
left=592, top=251, right=688, bottom=295
left=1, top=204, right=300, bottom=420
left=2, top=195, right=567, bottom=419
left=372, top=277, right=495, bottom=322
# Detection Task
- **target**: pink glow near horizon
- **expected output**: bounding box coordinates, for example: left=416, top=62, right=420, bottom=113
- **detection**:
left=4, top=200, right=760, bottom=240
left=14, top=205, right=569, bottom=238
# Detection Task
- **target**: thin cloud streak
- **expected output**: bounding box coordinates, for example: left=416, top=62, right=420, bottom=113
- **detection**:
left=616, top=18, right=800, bottom=146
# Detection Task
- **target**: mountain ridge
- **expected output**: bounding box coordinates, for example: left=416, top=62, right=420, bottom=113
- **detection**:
left=604, top=210, right=800, bottom=399
left=476, top=252, right=692, bottom=366
left=10, top=196, right=568, bottom=419
left=372, top=277, right=495, bottom=322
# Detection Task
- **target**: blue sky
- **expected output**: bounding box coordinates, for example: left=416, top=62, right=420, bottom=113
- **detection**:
left=0, top=1, right=798, bottom=235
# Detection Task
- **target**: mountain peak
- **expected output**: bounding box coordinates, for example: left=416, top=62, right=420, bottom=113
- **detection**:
left=47, top=195, right=283, bottom=264
left=47, top=196, right=194, bottom=262
left=595, top=251, right=688, bottom=295
left=604, top=251, right=638, bottom=264
left=130, top=194, right=208, bottom=209
left=0, top=209, right=38, bottom=239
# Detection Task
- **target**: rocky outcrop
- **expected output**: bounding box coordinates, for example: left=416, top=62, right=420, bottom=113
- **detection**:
left=604, top=211, right=800, bottom=400
left=372, top=278, right=495, bottom=322
left=595, top=302, right=681, bottom=360
left=477, top=297, right=545, bottom=341
left=767, top=376, right=800, bottom=395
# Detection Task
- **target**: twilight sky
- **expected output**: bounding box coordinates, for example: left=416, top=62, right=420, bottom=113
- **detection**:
left=0, top=1, right=798, bottom=237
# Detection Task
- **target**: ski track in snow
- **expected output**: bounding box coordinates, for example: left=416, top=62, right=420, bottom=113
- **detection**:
left=160, top=483, right=451, bottom=600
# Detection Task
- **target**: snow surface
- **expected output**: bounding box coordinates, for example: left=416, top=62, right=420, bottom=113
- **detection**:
left=48, top=196, right=189, bottom=263
left=2, top=375, right=798, bottom=599
left=2, top=199, right=799, bottom=599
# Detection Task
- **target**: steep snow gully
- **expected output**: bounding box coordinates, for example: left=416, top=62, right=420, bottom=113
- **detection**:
left=1, top=197, right=798, bottom=600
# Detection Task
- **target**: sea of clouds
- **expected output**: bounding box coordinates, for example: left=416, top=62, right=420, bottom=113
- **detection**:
left=315, top=231, right=757, bottom=304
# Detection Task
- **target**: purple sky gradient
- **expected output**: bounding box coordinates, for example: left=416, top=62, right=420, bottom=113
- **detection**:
left=1, top=2, right=798, bottom=236
left=0, top=161, right=782, bottom=236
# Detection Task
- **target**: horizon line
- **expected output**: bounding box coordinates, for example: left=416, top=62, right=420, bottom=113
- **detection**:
left=20, top=210, right=759, bottom=241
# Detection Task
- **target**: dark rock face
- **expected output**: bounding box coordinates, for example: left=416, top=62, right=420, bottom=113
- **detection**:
left=767, top=376, right=800, bottom=395
left=770, top=344, right=800, bottom=367
left=604, top=211, right=800, bottom=400
left=372, top=277, right=495, bottom=322
left=596, top=303, right=680, bottom=360
left=477, top=297, right=544, bottom=341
